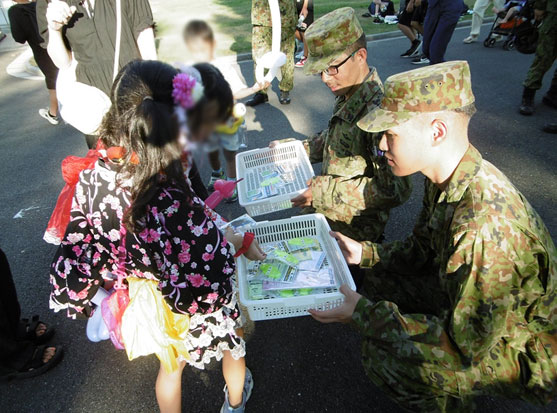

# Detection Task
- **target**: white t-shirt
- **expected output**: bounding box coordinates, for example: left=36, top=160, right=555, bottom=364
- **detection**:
left=211, top=57, right=248, bottom=96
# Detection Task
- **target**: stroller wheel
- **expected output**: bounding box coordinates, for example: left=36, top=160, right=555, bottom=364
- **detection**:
left=484, top=37, right=497, bottom=48
left=503, top=39, right=515, bottom=50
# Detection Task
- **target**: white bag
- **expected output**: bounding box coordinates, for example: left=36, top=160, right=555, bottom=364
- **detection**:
left=56, top=0, right=122, bottom=135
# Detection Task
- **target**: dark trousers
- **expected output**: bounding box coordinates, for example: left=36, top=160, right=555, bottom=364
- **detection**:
left=422, top=0, right=463, bottom=64
left=0, top=248, right=33, bottom=373
left=8, top=3, right=58, bottom=90
left=189, top=160, right=208, bottom=201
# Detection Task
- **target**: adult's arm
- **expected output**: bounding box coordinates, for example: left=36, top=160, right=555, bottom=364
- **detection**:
left=36, top=0, right=72, bottom=69
left=354, top=221, right=541, bottom=368
left=310, top=152, right=413, bottom=223
left=132, top=0, right=156, bottom=60
left=137, top=27, right=157, bottom=60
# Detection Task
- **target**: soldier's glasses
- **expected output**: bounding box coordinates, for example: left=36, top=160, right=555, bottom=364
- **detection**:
left=321, top=50, right=357, bottom=76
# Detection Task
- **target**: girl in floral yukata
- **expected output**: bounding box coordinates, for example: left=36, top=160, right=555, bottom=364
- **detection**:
left=49, top=60, right=265, bottom=413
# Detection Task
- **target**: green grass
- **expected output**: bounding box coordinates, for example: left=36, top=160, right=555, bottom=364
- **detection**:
left=212, top=0, right=408, bottom=55
left=212, top=0, right=254, bottom=55
left=157, top=1, right=481, bottom=59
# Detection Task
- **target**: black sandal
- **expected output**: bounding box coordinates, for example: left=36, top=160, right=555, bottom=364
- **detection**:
left=0, top=344, right=63, bottom=381
left=17, top=315, right=55, bottom=344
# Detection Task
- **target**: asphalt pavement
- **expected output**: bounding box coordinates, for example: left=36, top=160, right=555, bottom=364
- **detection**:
left=0, top=25, right=556, bottom=413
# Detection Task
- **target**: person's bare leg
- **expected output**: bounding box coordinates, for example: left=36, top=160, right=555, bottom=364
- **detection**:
left=411, top=21, right=424, bottom=35
left=223, top=149, right=237, bottom=179
left=209, top=150, right=221, bottom=172
left=48, top=89, right=58, bottom=117
left=295, top=30, right=302, bottom=41
left=156, top=360, right=186, bottom=413
left=398, top=23, right=416, bottom=42
left=222, top=351, right=246, bottom=408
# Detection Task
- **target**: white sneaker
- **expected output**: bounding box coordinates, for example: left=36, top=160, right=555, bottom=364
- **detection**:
left=463, top=35, right=478, bottom=44
left=39, top=108, right=59, bottom=125
left=411, top=55, right=430, bottom=65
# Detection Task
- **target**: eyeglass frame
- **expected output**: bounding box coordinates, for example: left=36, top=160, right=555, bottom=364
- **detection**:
left=320, top=50, right=359, bottom=76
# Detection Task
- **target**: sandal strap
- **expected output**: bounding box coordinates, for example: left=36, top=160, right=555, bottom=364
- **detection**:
left=21, top=345, right=49, bottom=371
left=17, top=316, right=48, bottom=341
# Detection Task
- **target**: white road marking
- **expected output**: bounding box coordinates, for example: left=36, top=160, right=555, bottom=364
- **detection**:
left=13, top=205, right=40, bottom=219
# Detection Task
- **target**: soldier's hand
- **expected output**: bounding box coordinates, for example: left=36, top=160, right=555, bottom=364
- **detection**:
left=329, top=231, right=362, bottom=265
left=291, top=179, right=313, bottom=207
left=46, top=0, right=77, bottom=32
left=308, top=285, right=361, bottom=323
left=534, top=9, right=545, bottom=20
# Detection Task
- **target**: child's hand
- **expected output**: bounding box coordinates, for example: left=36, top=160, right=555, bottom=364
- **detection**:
left=252, top=81, right=270, bottom=92
left=224, top=228, right=266, bottom=261
left=244, top=239, right=266, bottom=261
left=46, top=0, right=77, bottom=31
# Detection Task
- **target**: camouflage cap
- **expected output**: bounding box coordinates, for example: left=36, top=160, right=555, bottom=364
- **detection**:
left=303, top=7, right=364, bottom=75
left=358, top=61, right=476, bottom=132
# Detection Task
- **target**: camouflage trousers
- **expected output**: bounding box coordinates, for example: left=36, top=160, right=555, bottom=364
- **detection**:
left=523, top=13, right=557, bottom=90
left=252, top=25, right=295, bottom=93
left=359, top=265, right=557, bottom=412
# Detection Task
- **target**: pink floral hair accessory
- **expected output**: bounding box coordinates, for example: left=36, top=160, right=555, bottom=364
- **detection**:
left=172, top=72, right=204, bottom=109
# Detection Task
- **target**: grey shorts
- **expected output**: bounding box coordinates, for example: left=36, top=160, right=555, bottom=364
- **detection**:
left=207, top=130, right=241, bottom=152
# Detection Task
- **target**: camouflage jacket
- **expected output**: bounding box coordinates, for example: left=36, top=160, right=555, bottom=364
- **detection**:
left=304, top=69, right=412, bottom=241
left=534, top=0, right=557, bottom=13
left=354, top=145, right=557, bottom=392
left=251, top=0, right=297, bottom=28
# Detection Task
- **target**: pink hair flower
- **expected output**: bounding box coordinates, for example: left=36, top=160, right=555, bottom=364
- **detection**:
left=172, top=73, right=204, bottom=109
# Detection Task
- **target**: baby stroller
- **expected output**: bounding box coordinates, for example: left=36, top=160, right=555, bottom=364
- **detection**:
left=483, top=0, right=536, bottom=51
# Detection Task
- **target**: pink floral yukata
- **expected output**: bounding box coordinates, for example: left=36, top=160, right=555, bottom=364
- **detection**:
left=50, top=159, right=245, bottom=368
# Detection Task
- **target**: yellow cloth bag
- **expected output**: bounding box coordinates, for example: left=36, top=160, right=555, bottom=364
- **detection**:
left=121, top=278, right=190, bottom=373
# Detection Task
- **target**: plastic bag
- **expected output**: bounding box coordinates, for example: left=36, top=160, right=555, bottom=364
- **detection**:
left=101, top=287, right=130, bottom=350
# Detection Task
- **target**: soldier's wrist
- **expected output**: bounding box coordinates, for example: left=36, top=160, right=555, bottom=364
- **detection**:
left=360, top=242, right=376, bottom=268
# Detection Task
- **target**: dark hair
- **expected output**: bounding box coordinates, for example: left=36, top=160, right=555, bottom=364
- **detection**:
left=453, top=103, right=477, bottom=118
left=99, top=59, right=233, bottom=232
left=183, top=20, right=214, bottom=44
left=351, top=33, right=367, bottom=54
left=189, top=62, right=233, bottom=133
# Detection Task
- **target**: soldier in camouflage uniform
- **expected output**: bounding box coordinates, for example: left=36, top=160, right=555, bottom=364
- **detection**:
left=275, top=7, right=412, bottom=245
left=310, top=61, right=557, bottom=412
left=519, top=0, right=557, bottom=115
left=247, top=0, right=296, bottom=106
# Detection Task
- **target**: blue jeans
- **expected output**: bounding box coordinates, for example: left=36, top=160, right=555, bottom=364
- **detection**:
left=422, top=0, right=464, bottom=64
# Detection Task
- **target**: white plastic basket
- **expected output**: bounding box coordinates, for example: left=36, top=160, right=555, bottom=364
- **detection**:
left=236, top=141, right=314, bottom=216
left=236, top=213, right=355, bottom=321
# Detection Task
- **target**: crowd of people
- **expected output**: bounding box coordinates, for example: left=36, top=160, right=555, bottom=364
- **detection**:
left=1, top=1, right=556, bottom=413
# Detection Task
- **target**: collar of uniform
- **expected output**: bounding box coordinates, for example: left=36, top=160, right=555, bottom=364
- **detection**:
left=333, top=67, right=382, bottom=124
left=438, top=145, right=483, bottom=204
